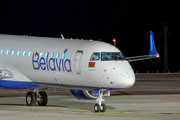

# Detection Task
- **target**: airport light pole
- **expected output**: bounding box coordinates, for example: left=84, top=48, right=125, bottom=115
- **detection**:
left=113, top=38, right=116, bottom=47
left=161, top=22, right=170, bottom=73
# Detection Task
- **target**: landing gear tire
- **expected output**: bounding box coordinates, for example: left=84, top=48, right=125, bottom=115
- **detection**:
left=26, top=91, right=36, bottom=106
left=100, top=103, right=106, bottom=112
left=37, top=91, right=48, bottom=106
left=94, top=103, right=100, bottom=112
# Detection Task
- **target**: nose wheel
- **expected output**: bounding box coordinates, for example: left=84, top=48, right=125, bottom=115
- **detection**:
left=94, top=90, right=107, bottom=112
left=94, top=103, right=100, bottom=112
left=100, top=103, right=106, bottom=112
left=94, top=103, right=106, bottom=112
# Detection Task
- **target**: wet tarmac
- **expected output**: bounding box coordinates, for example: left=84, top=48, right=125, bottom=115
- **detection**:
left=0, top=73, right=180, bottom=120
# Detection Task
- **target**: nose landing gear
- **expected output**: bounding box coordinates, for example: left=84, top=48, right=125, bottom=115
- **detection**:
left=94, top=103, right=106, bottom=112
left=94, top=90, right=109, bottom=112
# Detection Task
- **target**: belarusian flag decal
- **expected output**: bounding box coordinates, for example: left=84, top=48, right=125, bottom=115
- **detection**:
left=88, top=62, right=95, bottom=68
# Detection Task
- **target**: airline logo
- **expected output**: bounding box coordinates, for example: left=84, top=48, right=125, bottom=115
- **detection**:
left=32, top=49, right=72, bottom=72
left=88, top=62, right=95, bottom=68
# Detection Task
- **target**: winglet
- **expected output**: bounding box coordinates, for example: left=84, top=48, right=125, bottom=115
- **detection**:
left=126, top=31, right=160, bottom=62
left=150, top=31, right=160, bottom=57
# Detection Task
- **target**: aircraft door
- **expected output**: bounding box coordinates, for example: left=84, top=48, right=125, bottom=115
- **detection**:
left=74, top=51, right=83, bottom=74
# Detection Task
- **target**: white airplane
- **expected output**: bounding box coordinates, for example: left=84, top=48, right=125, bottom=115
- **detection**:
left=0, top=31, right=159, bottom=112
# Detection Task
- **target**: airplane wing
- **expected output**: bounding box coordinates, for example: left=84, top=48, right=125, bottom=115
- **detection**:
left=126, top=31, right=160, bottom=62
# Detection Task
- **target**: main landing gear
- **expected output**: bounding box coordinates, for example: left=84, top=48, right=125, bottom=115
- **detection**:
left=26, top=90, right=48, bottom=106
left=94, top=90, right=108, bottom=112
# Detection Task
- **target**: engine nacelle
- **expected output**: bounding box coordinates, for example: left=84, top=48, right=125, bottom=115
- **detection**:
left=70, top=89, right=97, bottom=100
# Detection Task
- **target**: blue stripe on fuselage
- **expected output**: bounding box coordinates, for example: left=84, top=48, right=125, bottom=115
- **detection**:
left=0, top=80, right=39, bottom=89
left=0, top=80, right=124, bottom=90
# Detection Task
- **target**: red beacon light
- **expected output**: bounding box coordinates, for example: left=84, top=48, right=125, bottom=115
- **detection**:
left=113, top=38, right=116, bottom=42
left=112, top=38, right=116, bottom=47
left=156, top=54, right=160, bottom=58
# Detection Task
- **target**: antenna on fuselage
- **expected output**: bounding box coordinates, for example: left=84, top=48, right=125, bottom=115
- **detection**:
left=61, top=34, right=64, bottom=39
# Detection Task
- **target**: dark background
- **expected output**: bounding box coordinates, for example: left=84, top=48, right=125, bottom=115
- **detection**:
left=0, top=0, right=177, bottom=72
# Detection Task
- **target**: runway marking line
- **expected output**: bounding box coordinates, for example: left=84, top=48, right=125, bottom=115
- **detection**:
left=0, top=106, right=133, bottom=114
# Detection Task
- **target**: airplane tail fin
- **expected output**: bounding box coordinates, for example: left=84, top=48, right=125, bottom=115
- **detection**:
left=150, top=31, right=159, bottom=56
left=126, top=30, right=160, bottom=62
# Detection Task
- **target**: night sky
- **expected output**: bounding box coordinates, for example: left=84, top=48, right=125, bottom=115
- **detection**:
left=0, top=1, right=177, bottom=72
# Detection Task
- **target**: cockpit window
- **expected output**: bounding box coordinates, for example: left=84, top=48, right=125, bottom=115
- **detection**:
left=101, top=52, right=125, bottom=61
left=90, top=52, right=100, bottom=61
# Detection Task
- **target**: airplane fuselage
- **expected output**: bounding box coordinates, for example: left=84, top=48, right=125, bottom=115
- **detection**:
left=0, top=34, right=135, bottom=90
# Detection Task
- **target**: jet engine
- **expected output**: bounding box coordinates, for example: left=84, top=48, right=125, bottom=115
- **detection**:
left=70, top=89, right=97, bottom=100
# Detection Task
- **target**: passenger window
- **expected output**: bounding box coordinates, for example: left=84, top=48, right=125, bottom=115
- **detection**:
left=51, top=53, right=54, bottom=58
left=56, top=53, right=60, bottom=58
left=12, top=50, right=15, bottom=55
left=17, top=50, right=21, bottom=56
left=1, top=49, right=4, bottom=54
left=45, top=52, right=49, bottom=57
left=90, top=52, right=100, bottom=61
left=6, top=49, right=10, bottom=55
left=40, top=52, right=43, bottom=57
left=28, top=51, right=32, bottom=56
left=23, top=51, right=26, bottom=56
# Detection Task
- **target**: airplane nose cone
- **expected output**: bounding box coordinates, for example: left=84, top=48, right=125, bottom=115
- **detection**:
left=122, top=72, right=135, bottom=89
left=116, top=61, right=136, bottom=89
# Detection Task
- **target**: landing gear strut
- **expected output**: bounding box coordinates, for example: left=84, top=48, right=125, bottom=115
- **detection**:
left=94, top=90, right=107, bottom=112
left=26, top=90, right=48, bottom=106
